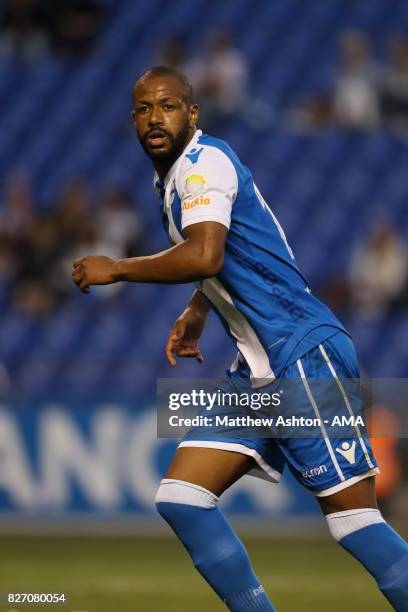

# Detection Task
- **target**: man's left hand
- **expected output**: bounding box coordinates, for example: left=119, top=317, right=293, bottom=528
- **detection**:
left=72, top=256, right=117, bottom=293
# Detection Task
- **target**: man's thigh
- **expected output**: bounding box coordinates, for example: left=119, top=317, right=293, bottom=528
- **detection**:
left=165, top=447, right=256, bottom=496
left=318, top=476, right=377, bottom=515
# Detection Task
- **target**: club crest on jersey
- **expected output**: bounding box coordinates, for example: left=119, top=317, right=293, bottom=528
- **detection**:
left=184, top=174, right=207, bottom=195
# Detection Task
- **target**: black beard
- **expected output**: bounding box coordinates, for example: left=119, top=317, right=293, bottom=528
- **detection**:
left=139, top=121, right=191, bottom=166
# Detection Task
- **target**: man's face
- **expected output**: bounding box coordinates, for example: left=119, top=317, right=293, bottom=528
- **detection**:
left=132, top=74, right=198, bottom=162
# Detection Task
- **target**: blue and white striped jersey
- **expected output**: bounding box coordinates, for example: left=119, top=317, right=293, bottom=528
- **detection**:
left=154, top=129, right=347, bottom=382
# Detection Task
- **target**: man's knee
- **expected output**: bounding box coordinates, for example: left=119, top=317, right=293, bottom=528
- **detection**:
left=155, top=478, right=219, bottom=521
left=326, top=508, right=385, bottom=542
left=155, top=479, right=251, bottom=574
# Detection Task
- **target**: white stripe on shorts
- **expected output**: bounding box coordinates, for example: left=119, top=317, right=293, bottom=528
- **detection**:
left=296, top=359, right=345, bottom=482
left=318, top=343, right=375, bottom=470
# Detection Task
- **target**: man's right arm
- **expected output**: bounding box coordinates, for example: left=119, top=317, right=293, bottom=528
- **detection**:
left=165, top=289, right=211, bottom=366
left=187, top=288, right=211, bottom=317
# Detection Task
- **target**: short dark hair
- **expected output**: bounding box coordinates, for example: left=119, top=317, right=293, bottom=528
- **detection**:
left=136, top=65, right=194, bottom=105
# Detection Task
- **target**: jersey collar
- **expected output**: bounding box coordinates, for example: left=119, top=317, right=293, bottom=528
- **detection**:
left=153, top=129, right=203, bottom=191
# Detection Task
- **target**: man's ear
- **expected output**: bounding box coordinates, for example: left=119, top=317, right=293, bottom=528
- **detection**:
left=131, top=110, right=136, bottom=124
left=190, top=104, right=199, bottom=128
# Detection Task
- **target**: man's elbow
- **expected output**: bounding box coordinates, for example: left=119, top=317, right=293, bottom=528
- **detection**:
left=197, top=251, right=224, bottom=278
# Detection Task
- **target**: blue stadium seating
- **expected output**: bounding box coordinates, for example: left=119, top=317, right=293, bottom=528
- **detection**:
left=0, top=0, right=407, bottom=401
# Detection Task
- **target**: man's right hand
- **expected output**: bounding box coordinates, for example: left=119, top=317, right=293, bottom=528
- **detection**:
left=165, top=306, right=207, bottom=366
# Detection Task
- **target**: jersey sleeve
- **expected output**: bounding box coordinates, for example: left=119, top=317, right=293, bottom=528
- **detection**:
left=176, top=147, right=238, bottom=231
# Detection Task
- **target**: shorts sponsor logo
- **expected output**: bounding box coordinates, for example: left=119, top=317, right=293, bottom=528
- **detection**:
left=184, top=173, right=207, bottom=195
left=301, top=465, right=327, bottom=479
left=182, top=195, right=212, bottom=211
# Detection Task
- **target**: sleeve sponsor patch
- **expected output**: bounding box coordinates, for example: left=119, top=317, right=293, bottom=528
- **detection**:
left=182, top=195, right=212, bottom=211
left=184, top=174, right=207, bottom=195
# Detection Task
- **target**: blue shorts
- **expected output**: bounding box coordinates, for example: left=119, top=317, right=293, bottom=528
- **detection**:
left=179, top=331, right=379, bottom=497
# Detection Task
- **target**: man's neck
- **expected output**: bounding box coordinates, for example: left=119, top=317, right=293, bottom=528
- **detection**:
left=154, top=160, right=175, bottom=183
left=154, top=128, right=197, bottom=183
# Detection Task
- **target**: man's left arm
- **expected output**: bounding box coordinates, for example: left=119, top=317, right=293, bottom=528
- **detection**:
left=72, top=221, right=227, bottom=292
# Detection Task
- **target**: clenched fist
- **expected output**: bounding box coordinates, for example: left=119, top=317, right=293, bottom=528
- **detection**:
left=72, top=256, right=117, bottom=293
